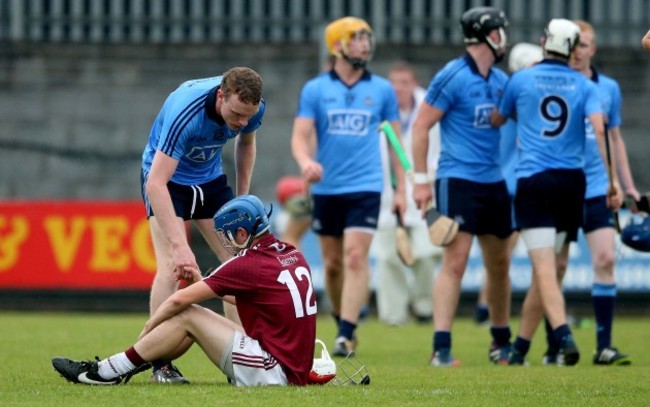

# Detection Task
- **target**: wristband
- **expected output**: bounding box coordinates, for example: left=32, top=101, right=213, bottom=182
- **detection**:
left=412, top=172, right=429, bottom=185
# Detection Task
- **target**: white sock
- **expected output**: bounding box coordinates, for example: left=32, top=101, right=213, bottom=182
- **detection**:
left=97, top=352, right=136, bottom=379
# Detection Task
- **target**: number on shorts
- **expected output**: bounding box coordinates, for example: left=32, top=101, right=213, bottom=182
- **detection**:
left=277, top=266, right=317, bottom=318
left=540, top=95, right=569, bottom=137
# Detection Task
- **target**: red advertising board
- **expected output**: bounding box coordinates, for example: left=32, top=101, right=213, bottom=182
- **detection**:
left=0, top=201, right=156, bottom=289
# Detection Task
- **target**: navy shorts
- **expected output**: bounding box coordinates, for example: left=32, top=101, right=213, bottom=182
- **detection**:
left=436, top=177, right=512, bottom=238
left=311, top=192, right=381, bottom=237
left=141, top=171, right=234, bottom=221
left=515, top=169, right=585, bottom=237
left=566, top=195, right=615, bottom=241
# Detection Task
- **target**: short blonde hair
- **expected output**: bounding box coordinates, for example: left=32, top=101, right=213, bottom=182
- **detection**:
left=573, top=19, right=596, bottom=43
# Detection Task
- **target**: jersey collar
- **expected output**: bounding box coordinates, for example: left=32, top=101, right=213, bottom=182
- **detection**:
left=205, top=86, right=226, bottom=125
left=329, top=69, right=371, bottom=87
left=539, top=58, right=568, bottom=67
left=589, top=65, right=600, bottom=83
left=463, top=53, right=493, bottom=80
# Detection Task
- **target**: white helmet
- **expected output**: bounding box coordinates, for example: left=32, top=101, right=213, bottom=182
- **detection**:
left=508, top=43, right=543, bottom=73
left=543, top=18, right=580, bottom=57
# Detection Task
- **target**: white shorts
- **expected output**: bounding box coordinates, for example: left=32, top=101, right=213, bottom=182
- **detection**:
left=220, top=331, right=288, bottom=387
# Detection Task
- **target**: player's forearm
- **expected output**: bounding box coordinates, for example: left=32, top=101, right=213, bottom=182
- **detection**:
left=291, top=136, right=313, bottom=170
left=411, top=124, right=430, bottom=173
left=141, top=289, right=192, bottom=336
left=234, top=134, right=256, bottom=195
left=612, top=129, right=639, bottom=196
left=147, top=181, right=187, bottom=248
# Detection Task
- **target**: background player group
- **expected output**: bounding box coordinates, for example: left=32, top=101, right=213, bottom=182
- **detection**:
left=288, top=8, right=638, bottom=368
left=52, top=7, right=642, bottom=387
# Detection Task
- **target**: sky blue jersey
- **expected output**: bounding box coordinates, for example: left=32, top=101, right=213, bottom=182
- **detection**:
left=424, top=54, right=509, bottom=183
left=295, top=70, right=399, bottom=195
left=141, top=76, right=265, bottom=185
left=584, top=70, right=622, bottom=199
left=497, top=60, right=601, bottom=179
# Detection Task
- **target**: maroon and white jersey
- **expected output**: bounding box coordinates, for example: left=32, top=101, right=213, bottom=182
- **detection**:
left=204, top=234, right=317, bottom=385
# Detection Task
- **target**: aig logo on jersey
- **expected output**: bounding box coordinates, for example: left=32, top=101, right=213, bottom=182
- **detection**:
left=186, top=145, right=221, bottom=162
left=474, top=104, right=495, bottom=129
left=327, top=109, right=371, bottom=136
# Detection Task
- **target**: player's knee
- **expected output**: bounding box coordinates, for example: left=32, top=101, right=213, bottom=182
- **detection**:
left=593, top=251, right=615, bottom=275
left=323, top=256, right=343, bottom=274
left=344, top=248, right=368, bottom=272
left=441, top=262, right=467, bottom=280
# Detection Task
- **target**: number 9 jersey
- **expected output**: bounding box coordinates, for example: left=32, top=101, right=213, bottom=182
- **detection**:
left=497, top=60, right=602, bottom=179
left=203, top=234, right=317, bottom=385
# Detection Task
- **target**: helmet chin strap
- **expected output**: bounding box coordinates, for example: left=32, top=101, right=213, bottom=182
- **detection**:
left=488, top=45, right=505, bottom=63
left=343, top=55, right=368, bottom=70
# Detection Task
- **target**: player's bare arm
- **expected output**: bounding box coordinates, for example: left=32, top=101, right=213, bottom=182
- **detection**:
left=387, top=120, right=408, bottom=217
left=147, top=150, right=199, bottom=274
left=411, top=102, right=442, bottom=215
left=610, top=126, right=641, bottom=201
left=291, top=117, right=322, bottom=183
left=139, top=281, right=216, bottom=338
left=234, top=131, right=256, bottom=195
left=590, top=113, right=623, bottom=209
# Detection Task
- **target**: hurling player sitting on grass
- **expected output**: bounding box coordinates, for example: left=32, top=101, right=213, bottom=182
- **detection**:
left=52, top=195, right=319, bottom=386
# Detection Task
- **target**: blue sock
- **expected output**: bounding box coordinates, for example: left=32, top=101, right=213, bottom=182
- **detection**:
left=544, top=318, right=558, bottom=351
left=592, top=283, right=616, bottom=351
left=332, top=313, right=340, bottom=326
left=338, top=319, right=357, bottom=341
left=433, top=331, right=451, bottom=352
left=513, top=336, right=531, bottom=356
left=490, top=326, right=512, bottom=347
left=552, top=324, right=572, bottom=346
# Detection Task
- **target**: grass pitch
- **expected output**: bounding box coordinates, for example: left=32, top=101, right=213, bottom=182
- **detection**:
left=1, top=311, right=648, bottom=406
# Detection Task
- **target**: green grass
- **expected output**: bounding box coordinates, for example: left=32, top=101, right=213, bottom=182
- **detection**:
left=1, top=311, right=649, bottom=406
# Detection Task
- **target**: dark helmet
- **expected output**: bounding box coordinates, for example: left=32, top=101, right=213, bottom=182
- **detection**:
left=213, top=194, right=272, bottom=253
left=460, top=6, right=509, bottom=45
left=621, top=215, right=650, bottom=252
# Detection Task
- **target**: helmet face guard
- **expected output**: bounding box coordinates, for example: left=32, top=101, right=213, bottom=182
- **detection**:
left=215, top=228, right=252, bottom=256
left=331, top=351, right=370, bottom=386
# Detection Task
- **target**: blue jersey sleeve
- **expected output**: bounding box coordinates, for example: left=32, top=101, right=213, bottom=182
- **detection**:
left=607, top=79, right=622, bottom=128
left=381, top=82, right=400, bottom=122
left=296, top=79, right=320, bottom=119
left=157, top=98, right=202, bottom=161
left=424, top=64, right=459, bottom=112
